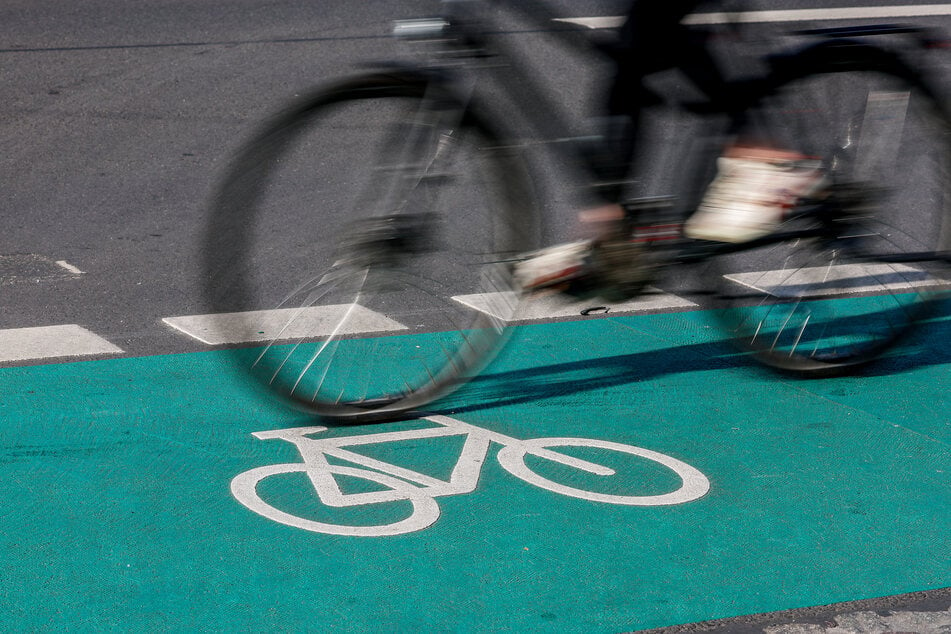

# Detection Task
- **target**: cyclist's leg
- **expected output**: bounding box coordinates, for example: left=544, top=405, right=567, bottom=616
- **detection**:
left=605, top=1, right=832, bottom=246
left=673, top=16, right=830, bottom=244
left=595, top=0, right=706, bottom=194
left=515, top=1, right=705, bottom=298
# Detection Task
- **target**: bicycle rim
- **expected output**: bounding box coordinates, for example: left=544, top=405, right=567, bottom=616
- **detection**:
left=708, top=59, right=951, bottom=373
left=205, top=75, right=537, bottom=419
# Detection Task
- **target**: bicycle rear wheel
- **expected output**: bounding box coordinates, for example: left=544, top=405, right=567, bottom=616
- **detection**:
left=707, top=46, right=951, bottom=374
left=205, top=73, right=538, bottom=420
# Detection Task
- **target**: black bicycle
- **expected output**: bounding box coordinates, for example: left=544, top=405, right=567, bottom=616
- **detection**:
left=205, top=0, right=951, bottom=421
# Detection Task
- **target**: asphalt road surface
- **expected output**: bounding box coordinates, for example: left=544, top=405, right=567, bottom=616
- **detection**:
left=5, top=0, right=951, bottom=360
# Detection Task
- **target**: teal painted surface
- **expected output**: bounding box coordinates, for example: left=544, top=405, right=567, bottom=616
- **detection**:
left=0, top=308, right=948, bottom=632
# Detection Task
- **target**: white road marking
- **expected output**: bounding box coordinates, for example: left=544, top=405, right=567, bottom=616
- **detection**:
left=163, top=305, right=408, bottom=346
left=233, top=416, right=710, bottom=536
left=724, top=263, right=947, bottom=297
left=556, top=4, right=951, bottom=29
left=55, top=260, right=84, bottom=275
left=0, top=325, right=123, bottom=362
left=453, top=288, right=696, bottom=321
left=165, top=264, right=942, bottom=347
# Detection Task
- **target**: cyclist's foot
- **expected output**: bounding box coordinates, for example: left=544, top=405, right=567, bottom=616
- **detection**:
left=513, top=240, right=594, bottom=295
left=513, top=239, right=649, bottom=301
left=684, top=150, right=828, bottom=243
left=514, top=203, right=652, bottom=300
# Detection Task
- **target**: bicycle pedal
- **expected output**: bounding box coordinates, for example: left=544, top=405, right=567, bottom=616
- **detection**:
left=622, top=196, right=676, bottom=213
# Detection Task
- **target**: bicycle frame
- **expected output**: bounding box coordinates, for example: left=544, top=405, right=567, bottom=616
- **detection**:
left=387, top=3, right=770, bottom=258
left=392, top=0, right=951, bottom=260
left=396, top=0, right=607, bottom=142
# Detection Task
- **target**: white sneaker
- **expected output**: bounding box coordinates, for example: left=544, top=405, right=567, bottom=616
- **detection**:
left=513, top=241, right=591, bottom=292
left=684, top=155, right=828, bottom=243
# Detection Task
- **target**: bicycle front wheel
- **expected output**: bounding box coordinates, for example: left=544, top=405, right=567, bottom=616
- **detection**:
left=205, top=73, right=538, bottom=420
left=708, top=46, right=951, bottom=373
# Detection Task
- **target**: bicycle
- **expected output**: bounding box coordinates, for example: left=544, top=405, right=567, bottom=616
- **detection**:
left=230, top=414, right=710, bottom=537
left=204, top=0, right=951, bottom=422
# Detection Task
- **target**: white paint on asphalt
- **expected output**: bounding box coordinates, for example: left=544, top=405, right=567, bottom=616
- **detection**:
left=165, top=264, right=943, bottom=346
left=55, top=260, right=84, bottom=275
left=453, top=288, right=697, bottom=321
left=557, top=4, right=951, bottom=29
left=723, top=263, right=947, bottom=297
left=232, top=415, right=711, bottom=536
left=163, top=305, right=408, bottom=345
left=0, top=324, right=123, bottom=362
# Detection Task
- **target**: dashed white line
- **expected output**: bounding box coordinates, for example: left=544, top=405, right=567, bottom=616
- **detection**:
left=723, top=263, right=948, bottom=297
left=453, top=288, right=697, bottom=321
left=0, top=325, right=123, bottom=362
left=163, top=305, right=408, bottom=346
left=162, top=264, right=945, bottom=347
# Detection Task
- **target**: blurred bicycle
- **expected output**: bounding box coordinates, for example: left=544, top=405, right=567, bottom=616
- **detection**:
left=205, top=0, right=951, bottom=421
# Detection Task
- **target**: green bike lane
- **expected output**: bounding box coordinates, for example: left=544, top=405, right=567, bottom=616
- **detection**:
left=1, top=306, right=948, bottom=632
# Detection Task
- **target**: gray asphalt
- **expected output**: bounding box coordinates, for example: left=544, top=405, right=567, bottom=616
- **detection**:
left=5, top=0, right=951, bottom=359
left=2, top=0, right=430, bottom=357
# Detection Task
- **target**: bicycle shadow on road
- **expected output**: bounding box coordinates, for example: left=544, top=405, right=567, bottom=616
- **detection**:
left=437, top=304, right=951, bottom=415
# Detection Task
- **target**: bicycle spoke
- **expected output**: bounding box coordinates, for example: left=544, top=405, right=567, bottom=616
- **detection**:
left=205, top=74, right=537, bottom=418
left=708, top=61, right=951, bottom=373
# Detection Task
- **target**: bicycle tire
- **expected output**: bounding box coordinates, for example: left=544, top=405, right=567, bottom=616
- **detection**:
left=204, top=72, right=538, bottom=421
left=706, top=43, right=951, bottom=374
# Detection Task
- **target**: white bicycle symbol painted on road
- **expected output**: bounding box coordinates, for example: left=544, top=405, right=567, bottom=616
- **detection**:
left=231, top=415, right=711, bottom=537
